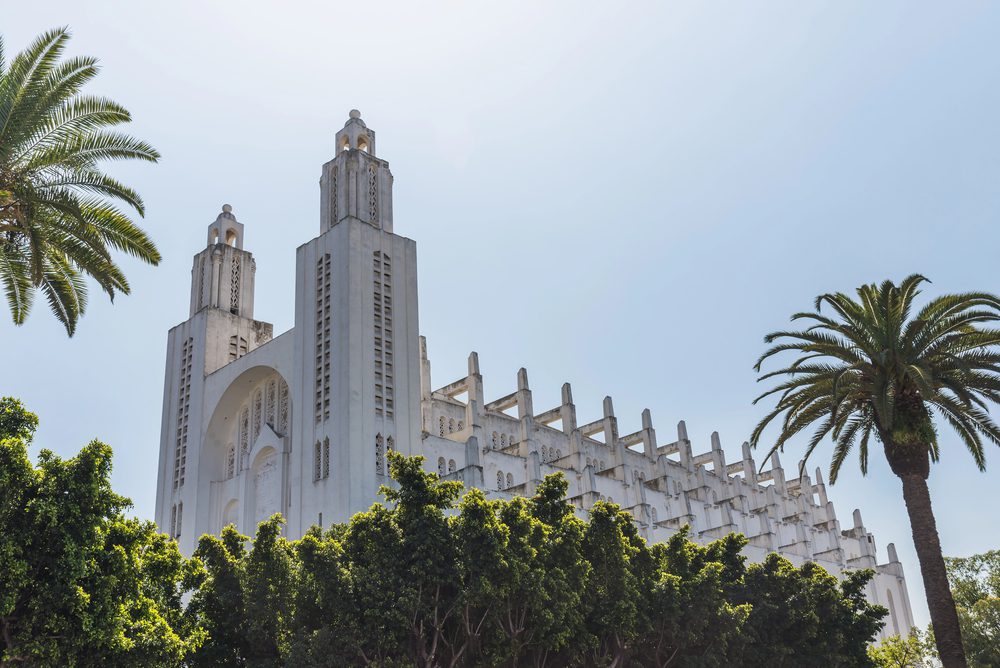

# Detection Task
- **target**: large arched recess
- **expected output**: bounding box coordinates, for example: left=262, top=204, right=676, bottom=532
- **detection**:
left=202, top=364, right=291, bottom=484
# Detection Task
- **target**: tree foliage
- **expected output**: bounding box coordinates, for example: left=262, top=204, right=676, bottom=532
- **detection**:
left=868, top=628, right=935, bottom=668
left=1, top=399, right=888, bottom=667
left=930, top=550, right=1000, bottom=668
left=0, top=28, right=160, bottom=335
left=0, top=397, right=201, bottom=667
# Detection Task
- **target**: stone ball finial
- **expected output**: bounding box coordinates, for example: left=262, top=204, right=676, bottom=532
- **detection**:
left=349, top=109, right=361, bottom=119
left=222, top=204, right=233, bottom=214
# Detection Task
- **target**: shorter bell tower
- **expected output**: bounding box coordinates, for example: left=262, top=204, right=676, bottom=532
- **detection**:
left=155, top=205, right=274, bottom=549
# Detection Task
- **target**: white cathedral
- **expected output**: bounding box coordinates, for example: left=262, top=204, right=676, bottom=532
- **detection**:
left=155, top=111, right=914, bottom=640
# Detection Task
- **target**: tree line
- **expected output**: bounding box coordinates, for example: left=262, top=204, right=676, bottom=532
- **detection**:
left=0, top=397, right=887, bottom=668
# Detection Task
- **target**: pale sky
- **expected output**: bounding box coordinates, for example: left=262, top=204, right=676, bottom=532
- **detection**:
left=5, top=1, right=1000, bottom=629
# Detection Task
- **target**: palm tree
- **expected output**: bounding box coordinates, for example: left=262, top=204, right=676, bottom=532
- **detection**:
left=0, top=27, right=160, bottom=336
left=750, top=275, right=1000, bottom=668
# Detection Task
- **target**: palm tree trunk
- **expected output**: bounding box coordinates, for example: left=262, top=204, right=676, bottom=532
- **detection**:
left=898, top=472, right=966, bottom=668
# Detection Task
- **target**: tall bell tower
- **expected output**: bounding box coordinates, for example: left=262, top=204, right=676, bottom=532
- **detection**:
left=289, top=110, right=421, bottom=528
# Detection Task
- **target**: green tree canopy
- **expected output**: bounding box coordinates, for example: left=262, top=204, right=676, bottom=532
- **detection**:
left=939, top=550, right=1000, bottom=668
left=868, top=628, right=935, bottom=668
left=0, top=397, right=200, bottom=667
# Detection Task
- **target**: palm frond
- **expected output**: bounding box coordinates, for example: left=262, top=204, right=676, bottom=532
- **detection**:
left=0, top=29, right=160, bottom=334
left=0, top=242, right=33, bottom=324
left=0, top=27, right=70, bottom=149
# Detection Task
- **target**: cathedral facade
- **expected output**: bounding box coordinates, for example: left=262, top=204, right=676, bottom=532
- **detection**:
left=155, top=111, right=913, bottom=640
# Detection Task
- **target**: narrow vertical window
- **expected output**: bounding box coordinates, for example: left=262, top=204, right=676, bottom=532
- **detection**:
left=314, top=441, right=321, bottom=482
left=252, top=389, right=263, bottom=442
left=497, top=471, right=504, bottom=491
left=198, top=259, right=206, bottom=309
left=176, top=502, right=183, bottom=538
left=278, top=380, right=289, bottom=435
left=448, top=459, right=456, bottom=474
left=438, top=457, right=446, bottom=476
left=506, top=473, right=513, bottom=489
left=375, top=433, right=385, bottom=475
left=239, top=407, right=250, bottom=469
left=315, top=254, right=332, bottom=424
left=373, top=251, right=393, bottom=418
left=322, top=437, right=330, bottom=479
left=368, top=165, right=378, bottom=223
left=265, top=379, right=277, bottom=428
left=330, top=171, right=338, bottom=227
left=230, top=256, right=241, bottom=314
left=226, top=444, right=236, bottom=479
left=174, top=338, right=193, bottom=490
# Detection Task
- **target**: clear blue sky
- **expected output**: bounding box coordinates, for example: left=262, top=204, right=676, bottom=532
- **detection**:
left=5, top=1, right=1000, bottom=629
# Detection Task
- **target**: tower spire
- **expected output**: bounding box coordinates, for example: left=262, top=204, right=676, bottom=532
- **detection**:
left=320, top=109, right=394, bottom=233
left=189, top=204, right=256, bottom=320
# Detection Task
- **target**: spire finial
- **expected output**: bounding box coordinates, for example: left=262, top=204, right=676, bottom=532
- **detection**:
left=222, top=203, right=232, bottom=214
left=349, top=109, right=361, bottom=120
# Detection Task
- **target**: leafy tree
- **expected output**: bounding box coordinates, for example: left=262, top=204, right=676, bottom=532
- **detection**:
left=751, top=275, right=1000, bottom=667
left=340, top=503, right=411, bottom=665
left=0, top=396, right=36, bottom=441
left=382, top=451, right=463, bottom=665
left=186, top=516, right=294, bottom=668
left=580, top=501, right=648, bottom=666
left=519, top=473, right=589, bottom=665
left=639, top=528, right=750, bottom=667
left=869, top=628, right=935, bottom=668
left=0, top=397, right=200, bottom=667
left=730, top=554, right=885, bottom=667
left=0, top=28, right=160, bottom=335
left=443, top=488, right=510, bottom=666
left=284, top=526, right=355, bottom=667
left=935, top=550, right=1000, bottom=667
